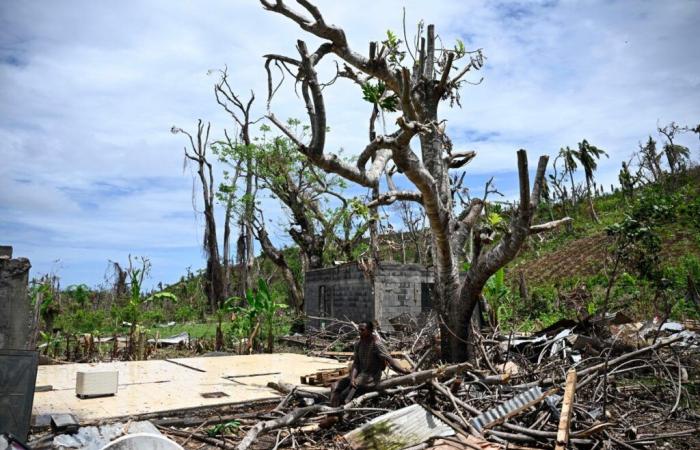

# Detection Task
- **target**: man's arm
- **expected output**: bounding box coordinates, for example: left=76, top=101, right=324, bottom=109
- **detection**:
left=350, top=343, right=360, bottom=386
left=375, top=339, right=411, bottom=375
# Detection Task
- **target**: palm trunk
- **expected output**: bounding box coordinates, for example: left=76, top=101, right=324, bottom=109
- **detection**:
left=586, top=178, right=599, bottom=223
left=568, top=170, right=577, bottom=208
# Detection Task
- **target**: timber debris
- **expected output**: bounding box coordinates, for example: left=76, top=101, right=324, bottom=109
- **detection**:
left=30, top=314, right=699, bottom=449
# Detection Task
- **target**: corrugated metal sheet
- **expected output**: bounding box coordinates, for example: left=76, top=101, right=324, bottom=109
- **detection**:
left=344, top=404, right=454, bottom=450
left=470, top=386, right=543, bottom=432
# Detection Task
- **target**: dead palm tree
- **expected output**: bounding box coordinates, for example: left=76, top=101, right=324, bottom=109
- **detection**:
left=576, top=139, right=608, bottom=222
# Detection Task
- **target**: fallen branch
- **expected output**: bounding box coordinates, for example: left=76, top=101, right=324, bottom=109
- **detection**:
left=156, top=425, right=228, bottom=449
left=266, top=381, right=329, bottom=401
left=236, top=363, right=472, bottom=450
left=529, top=217, right=573, bottom=234
left=374, top=362, right=473, bottom=390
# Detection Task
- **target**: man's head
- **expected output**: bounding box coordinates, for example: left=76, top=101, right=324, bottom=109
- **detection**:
left=358, top=320, right=373, bottom=339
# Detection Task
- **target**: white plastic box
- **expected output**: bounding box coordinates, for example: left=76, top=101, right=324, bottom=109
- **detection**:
left=75, top=370, right=119, bottom=398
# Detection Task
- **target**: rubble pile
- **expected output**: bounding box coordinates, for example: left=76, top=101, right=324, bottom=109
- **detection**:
left=28, top=315, right=699, bottom=450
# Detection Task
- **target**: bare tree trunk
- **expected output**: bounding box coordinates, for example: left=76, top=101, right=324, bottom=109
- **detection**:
left=215, top=75, right=258, bottom=300
left=255, top=224, right=304, bottom=312
left=222, top=195, right=234, bottom=299
left=586, top=178, right=599, bottom=223
left=243, top=152, right=256, bottom=295
left=568, top=170, right=577, bottom=208
left=176, top=120, right=225, bottom=311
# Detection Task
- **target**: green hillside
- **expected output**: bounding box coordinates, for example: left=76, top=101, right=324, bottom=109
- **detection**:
left=501, top=168, right=700, bottom=330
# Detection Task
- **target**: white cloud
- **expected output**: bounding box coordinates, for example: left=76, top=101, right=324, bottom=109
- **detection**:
left=1, top=0, right=698, bottom=287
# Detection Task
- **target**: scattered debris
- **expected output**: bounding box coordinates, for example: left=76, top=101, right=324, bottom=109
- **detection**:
left=301, top=367, right=350, bottom=386
left=470, top=386, right=555, bottom=432
left=50, top=414, right=79, bottom=434
left=27, top=313, right=700, bottom=449
left=147, top=332, right=190, bottom=346
left=100, top=432, right=183, bottom=450
left=344, top=404, right=454, bottom=449
left=51, top=421, right=161, bottom=449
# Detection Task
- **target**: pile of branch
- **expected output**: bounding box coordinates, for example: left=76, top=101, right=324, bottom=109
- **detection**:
left=161, top=317, right=698, bottom=450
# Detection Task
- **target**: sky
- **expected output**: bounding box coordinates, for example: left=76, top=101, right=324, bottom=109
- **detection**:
left=1, top=0, right=699, bottom=289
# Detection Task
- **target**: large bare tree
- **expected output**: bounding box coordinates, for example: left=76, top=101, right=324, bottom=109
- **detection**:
left=215, top=71, right=258, bottom=299
left=173, top=120, right=226, bottom=310
left=259, top=0, right=559, bottom=361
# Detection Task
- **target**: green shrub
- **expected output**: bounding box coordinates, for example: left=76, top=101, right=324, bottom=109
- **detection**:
left=57, top=309, right=106, bottom=334
left=141, top=309, right=165, bottom=326
left=174, top=304, right=198, bottom=322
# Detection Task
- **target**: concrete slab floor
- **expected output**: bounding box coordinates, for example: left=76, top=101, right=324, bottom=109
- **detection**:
left=32, top=353, right=345, bottom=424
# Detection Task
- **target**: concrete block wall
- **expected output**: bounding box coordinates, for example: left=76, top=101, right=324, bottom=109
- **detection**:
left=304, top=263, right=373, bottom=328
left=374, top=263, right=433, bottom=329
left=304, top=262, right=435, bottom=330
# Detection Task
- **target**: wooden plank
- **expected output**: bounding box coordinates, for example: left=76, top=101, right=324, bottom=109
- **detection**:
left=555, top=369, right=577, bottom=450
left=300, top=366, right=349, bottom=387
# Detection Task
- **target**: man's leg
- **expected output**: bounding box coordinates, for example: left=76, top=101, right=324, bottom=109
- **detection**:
left=330, top=376, right=352, bottom=407
left=321, top=376, right=353, bottom=429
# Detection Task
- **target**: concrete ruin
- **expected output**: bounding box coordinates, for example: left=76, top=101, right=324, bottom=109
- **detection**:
left=304, top=262, right=435, bottom=329
left=0, top=245, right=33, bottom=350
left=0, top=245, right=37, bottom=442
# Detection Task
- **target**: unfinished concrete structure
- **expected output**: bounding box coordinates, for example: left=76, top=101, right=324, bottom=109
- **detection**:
left=0, top=246, right=32, bottom=350
left=304, top=262, right=434, bottom=329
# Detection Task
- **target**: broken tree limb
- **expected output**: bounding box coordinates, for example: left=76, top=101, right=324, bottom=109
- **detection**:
left=236, top=405, right=327, bottom=450
left=266, top=381, right=329, bottom=401
left=555, top=369, right=577, bottom=450
left=374, top=362, right=473, bottom=390
left=236, top=364, right=472, bottom=450
left=574, top=334, right=684, bottom=390
left=430, top=380, right=479, bottom=435
left=529, top=217, right=573, bottom=234
left=516, top=334, right=684, bottom=389
left=156, top=425, right=228, bottom=449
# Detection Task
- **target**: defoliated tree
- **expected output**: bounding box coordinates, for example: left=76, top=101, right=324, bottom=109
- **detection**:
left=172, top=121, right=226, bottom=311
left=215, top=70, right=258, bottom=299
left=637, top=137, right=663, bottom=183
left=658, top=122, right=690, bottom=175
left=258, top=1, right=563, bottom=361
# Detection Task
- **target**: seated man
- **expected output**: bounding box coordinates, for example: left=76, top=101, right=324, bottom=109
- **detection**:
left=330, top=320, right=410, bottom=407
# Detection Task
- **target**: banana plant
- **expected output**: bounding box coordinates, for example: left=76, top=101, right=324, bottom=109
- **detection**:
left=39, top=331, right=62, bottom=357
left=246, top=278, right=288, bottom=353
left=215, top=296, right=237, bottom=351
left=121, top=256, right=178, bottom=359
left=484, top=268, right=511, bottom=325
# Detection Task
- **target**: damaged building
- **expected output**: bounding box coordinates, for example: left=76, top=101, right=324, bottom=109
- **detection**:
left=304, top=262, right=435, bottom=329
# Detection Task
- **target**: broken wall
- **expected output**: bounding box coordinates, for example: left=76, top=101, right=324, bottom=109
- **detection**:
left=0, top=246, right=32, bottom=350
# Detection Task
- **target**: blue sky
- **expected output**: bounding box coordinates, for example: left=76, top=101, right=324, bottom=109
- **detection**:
left=1, top=0, right=699, bottom=289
